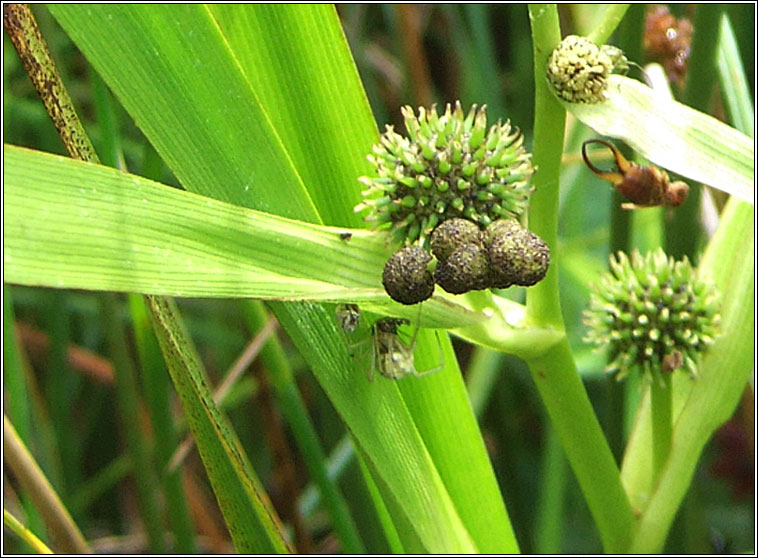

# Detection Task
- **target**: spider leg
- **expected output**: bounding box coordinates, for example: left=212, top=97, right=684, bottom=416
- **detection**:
left=412, top=329, right=446, bottom=377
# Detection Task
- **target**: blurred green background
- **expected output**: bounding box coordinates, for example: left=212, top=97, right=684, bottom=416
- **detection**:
left=3, top=4, right=753, bottom=554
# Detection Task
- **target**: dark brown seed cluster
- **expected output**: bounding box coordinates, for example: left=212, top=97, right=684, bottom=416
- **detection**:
left=487, top=220, right=550, bottom=288
left=381, top=218, right=550, bottom=304
left=432, top=218, right=550, bottom=295
left=382, top=246, right=435, bottom=305
left=434, top=243, right=491, bottom=294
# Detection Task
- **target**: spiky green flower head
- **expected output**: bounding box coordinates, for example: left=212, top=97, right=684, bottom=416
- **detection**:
left=583, top=249, right=720, bottom=382
left=547, top=35, right=629, bottom=103
left=355, top=102, right=535, bottom=248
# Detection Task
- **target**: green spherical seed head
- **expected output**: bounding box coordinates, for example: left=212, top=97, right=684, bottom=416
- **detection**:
left=434, top=243, right=491, bottom=295
left=430, top=218, right=484, bottom=264
left=487, top=226, right=550, bottom=287
left=583, top=249, right=721, bottom=382
left=382, top=246, right=435, bottom=305
left=356, top=102, right=535, bottom=248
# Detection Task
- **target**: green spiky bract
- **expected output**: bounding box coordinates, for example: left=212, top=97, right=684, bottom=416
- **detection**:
left=356, top=102, right=534, bottom=248
left=584, top=249, right=720, bottom=382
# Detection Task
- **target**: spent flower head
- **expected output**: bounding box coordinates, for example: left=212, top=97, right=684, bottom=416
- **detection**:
left=487, top=221, right=550, bottom=288
left=382, top=245, right=435, bottom=305
left=429, top=218, right=550, bottom=295
left=583, top=249, right=720, bottom=382
left=356, top=101, right=534, bottom=248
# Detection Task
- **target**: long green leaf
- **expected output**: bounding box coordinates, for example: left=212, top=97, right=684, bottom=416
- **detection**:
left=207, top=5, right=377, bottom=225
left=49, top=4, right=319, bottom=219
left=3, top=144, right=481, bottom=329
left=47, top=5, right=519, bottom=551
left=558, top=75, right=754, bottom=204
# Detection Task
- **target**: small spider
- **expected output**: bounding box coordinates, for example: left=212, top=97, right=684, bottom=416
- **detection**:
left=369, top=316, right=444, bottom=380
left=335, top=303, right=360, bottom=334
left=336, top=304, right=444, bottom=380
left=582, top=139, right=689, bottom=209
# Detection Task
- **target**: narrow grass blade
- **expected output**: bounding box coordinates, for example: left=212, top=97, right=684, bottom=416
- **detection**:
left=144, top=296, right=292, bottom=554
left=717, top=13, right=755, bottom=137
left=3, top=509, right=53, bottom=554
left=3, top=416, right=90, bottom=554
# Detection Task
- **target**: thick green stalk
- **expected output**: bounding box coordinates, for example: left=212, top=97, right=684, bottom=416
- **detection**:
left=526, top=4, right=565, bottom=328
left=527, top=6, right=635, bottom=552
left=533, top=423, right=567, bottom=554
left=525, top=339, right=634, bottom=552
left=649, top=375, right=673, bottom=484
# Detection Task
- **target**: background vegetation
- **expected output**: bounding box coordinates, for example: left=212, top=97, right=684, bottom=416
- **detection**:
left=3, top=4, right=754, bottom=554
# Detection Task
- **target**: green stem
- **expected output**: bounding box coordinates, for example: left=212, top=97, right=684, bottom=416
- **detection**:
left=129, top=295, right=197, bottom=553
left=2, top=4, right=97, bottom=162
left=525, top=339, right=634, bottom=553
left=650, top=375, right=673, bottom=484
left=527, top=6, right=635, bottom=552
left=533, top=422, right=567, bottom=554
left=526, top=4, right=565, bottom=328
left=100, top=294, right=165, bottom=553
